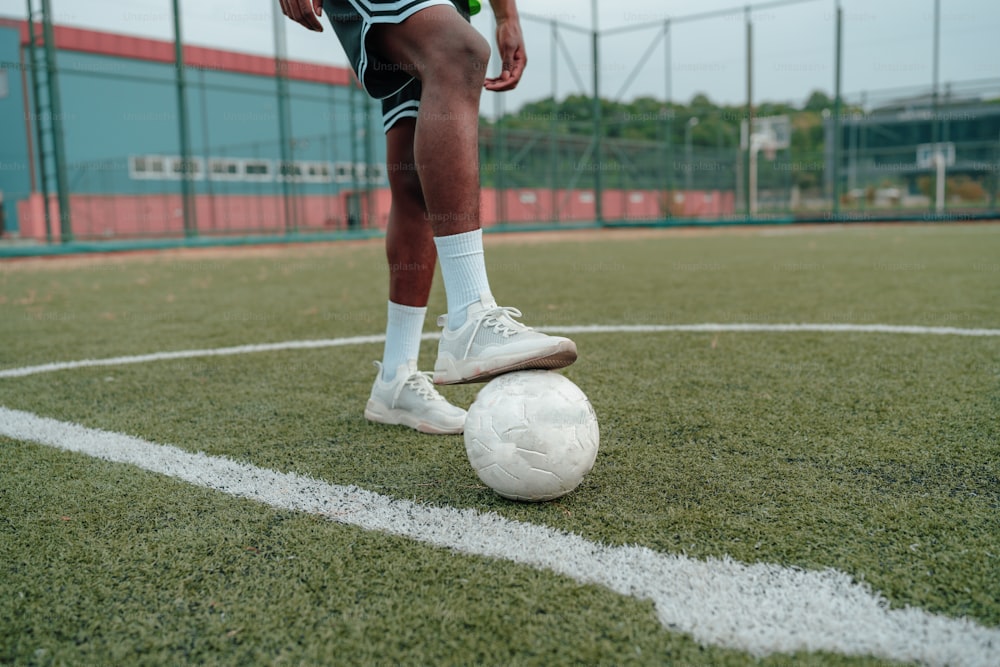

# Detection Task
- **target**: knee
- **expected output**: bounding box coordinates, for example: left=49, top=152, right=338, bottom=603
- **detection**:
left=424, top=30, right=490, bottom=90
left=460, top=30, right=492, bottom=78
left=388, top=164, right=425, bottom=214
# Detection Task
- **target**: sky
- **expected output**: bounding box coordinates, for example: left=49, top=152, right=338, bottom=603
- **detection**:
left=2, top=0, right=998, bottom=112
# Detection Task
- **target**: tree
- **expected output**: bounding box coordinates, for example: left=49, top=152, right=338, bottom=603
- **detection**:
left=804, top=90, right=833, bottom=112
left=690, top=93, right=713, bottom=111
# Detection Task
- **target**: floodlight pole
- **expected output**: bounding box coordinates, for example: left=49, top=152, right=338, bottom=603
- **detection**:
left=993, top=130, right=1000, bottom=211
left=995, top=130, right=1000, bottom=210
left=591, top=0, right=603, bottom=225
left=743, top=6, right=753, bottom=218
left=663, top=19, right=673, bottom=216
left=34, top=0, right=73, bottom=243
left=272, top=4, right=297, bottom=233
left=931, top=0, right=942, bottom=215
left=550, top=19, right=559, bottom=222
left=832, top=2, right=843, bottom=217
left=171, top=0, right=197, bottom=238
left=931, top=0, right=940, bottom=147
left=364, top=96, right=377, bottom=228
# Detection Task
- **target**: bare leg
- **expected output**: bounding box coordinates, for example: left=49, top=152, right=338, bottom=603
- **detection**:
left=367, top=223, right=466, bottom=439
left=384, top=117, right=435, bottom=306
left=377, top=116, right=436, bottom=380
left=369, top=6, right=489, bottom=238
left=367, top=117, right=466, bottom=431
left=368, top=5, right=576, bottom=385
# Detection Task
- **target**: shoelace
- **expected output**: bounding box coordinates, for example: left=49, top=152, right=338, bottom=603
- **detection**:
left=404, top=372, right=445, bottom=401
left=481, top=306, right=531, bottom=338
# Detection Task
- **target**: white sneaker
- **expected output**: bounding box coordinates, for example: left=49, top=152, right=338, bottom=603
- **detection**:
left=433, top=294, right=577, bottom=385
left=365, top=361, right=467, bottom=435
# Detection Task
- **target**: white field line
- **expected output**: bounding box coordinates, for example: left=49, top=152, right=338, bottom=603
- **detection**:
left=0, top=335, right=386, bottom=379
left=2, top=323, right=998, bottom=379
left=1, top=405, right=998, bottom=666
left=551, top=323, right=1000, bottom=337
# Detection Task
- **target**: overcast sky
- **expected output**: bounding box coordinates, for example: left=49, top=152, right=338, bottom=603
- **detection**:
left=2, top=0, right=998, bottom=111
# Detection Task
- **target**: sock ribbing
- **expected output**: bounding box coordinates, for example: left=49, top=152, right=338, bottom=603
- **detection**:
left=433, top=229, right=492, bottom=330
left=382, top=301, right=427, bottom=381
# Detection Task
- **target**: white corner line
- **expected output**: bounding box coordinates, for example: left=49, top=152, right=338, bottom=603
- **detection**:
left=2, top=323, right=997, bottom=379
left=0, top=335, right=387, bottom=379
left=1, top=405, right=998, bottom=666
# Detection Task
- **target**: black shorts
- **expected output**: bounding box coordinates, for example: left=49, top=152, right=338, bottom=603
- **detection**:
left=322, top=0, right=472, bottom=133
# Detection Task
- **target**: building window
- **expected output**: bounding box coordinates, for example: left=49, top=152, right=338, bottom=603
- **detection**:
left=166, top=156, right=204, bottom=180
left=129, top=155, right=168, bottom=179
left=300, top=161, right=334, bottom=183
left=334, top=162, right=355, bottom=183
left=363, top=163, right=386, bottom=184
left=307, top=162, right=332, bottom=182
left=277, top=161, right=303, bottom=181
left=275, top=161, right=334, bottom=183
left=208, top=158, right=243, bottom=181
left=243, top=160, right=273, bottom=182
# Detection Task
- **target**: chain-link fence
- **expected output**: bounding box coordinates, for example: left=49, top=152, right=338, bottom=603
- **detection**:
left=3, top=0, right=998, bottom=245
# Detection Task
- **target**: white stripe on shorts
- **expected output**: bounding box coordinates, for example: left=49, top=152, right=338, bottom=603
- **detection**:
left=384, top=99, right=420, bottom=132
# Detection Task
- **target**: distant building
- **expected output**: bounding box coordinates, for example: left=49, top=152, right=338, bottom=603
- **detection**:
left=0, top=17, right=385, bottom=239
left=825, top=89, right=1000, bottom=203
left=0, top=18, right=728, bottom=240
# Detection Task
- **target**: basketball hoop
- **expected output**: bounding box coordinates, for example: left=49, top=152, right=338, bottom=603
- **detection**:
left=753, top=128, right=779, bottom=161
left=742, top=116, right=791, bottom=215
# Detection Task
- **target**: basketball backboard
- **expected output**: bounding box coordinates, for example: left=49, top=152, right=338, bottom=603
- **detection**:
left=740, top=115, right=791, bottom=154
left=916, top=142, right=956, bottom=168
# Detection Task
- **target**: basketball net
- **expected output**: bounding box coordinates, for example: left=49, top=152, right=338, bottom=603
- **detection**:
left=752, top=132, right=778, bottom=161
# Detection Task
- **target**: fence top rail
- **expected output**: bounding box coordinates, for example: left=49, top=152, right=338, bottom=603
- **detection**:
left=519, top=12, right=592, bottom=34
left=601, top=0, right=821, bottom=36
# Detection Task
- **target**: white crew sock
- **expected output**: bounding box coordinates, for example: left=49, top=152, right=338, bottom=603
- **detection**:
left=381, top=301, right=427, bottom=381
left=433, top=229, right=492, bottom=330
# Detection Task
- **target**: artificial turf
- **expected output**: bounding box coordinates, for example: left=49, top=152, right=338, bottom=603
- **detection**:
left=1, top=222, right=997, bottom=665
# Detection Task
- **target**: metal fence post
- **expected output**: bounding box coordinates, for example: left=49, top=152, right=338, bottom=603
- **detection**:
left=591, top=0, right=603, bottom=225
left=171, top=0, right=197, bottom=237
left=30, top=0, right=73, bottom=241
left=743, top=6, right=753, bottom=218
left=272, top=5, right=297, bottom=234
left=832, top=3, right=842, bottom=217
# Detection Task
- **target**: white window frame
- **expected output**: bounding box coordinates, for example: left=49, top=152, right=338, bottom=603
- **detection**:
left=208, top=158, right=244, bottom=182
left=242, top=159, right=274, bottom=182
left=129, top=154, right=168, bottom=180
left=333, top=162, right=355, bottom=183
left=300, top=161, right=334, bottom=184
left=363, top=163, right=386, bottom=184
left=165, top=155, right=204, bottom=181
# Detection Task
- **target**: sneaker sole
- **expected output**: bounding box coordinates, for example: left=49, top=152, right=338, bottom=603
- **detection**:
left=433, top=340, right=578, bottom=385
left=364, top=401, right=465, bottom=435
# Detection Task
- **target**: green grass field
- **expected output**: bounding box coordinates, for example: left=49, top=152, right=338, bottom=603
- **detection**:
left=2, top=222, right=999, bottom=666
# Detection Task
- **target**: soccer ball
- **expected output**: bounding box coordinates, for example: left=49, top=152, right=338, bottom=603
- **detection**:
left=464, top=371, right=599, bottom=502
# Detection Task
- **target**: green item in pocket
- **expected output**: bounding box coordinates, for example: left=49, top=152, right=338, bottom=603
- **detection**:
left=469, top=0, right=481, bottom=15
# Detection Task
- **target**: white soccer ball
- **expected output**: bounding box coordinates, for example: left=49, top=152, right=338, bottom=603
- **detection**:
left=464, top=371, right=599, bottom=502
